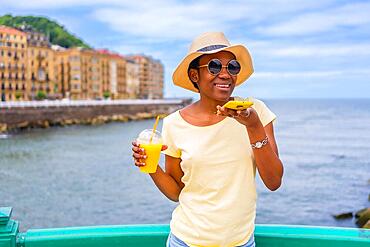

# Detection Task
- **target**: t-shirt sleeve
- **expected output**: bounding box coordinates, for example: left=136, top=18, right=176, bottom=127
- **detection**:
left=252, top=98, right=277, bottom=127
left=161, top=116, right=182, bottom=158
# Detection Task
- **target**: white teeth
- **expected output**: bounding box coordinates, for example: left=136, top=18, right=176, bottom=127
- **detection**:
left=215, top=84, right=230, bottom=88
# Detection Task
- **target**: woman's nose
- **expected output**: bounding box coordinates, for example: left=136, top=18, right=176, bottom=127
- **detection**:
left=218, top=66, right=231, bottom=79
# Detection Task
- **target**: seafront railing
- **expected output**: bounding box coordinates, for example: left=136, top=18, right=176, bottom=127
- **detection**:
left=1, top=207, right=369, bottom=247
left=0, top=99, right=188, bottom=109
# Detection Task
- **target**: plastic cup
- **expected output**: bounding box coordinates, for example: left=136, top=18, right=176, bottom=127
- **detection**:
left=136, top=129, right=163, bottom=173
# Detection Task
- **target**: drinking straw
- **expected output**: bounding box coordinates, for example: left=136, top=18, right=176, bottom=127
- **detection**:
left=149, top=115, right=160, bottom=143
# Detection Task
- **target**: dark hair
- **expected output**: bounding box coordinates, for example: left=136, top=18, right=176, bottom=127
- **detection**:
left=187, top=56, right=203, bottom=91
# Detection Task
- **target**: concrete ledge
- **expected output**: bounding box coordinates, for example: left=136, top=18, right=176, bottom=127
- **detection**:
left=0, top=98, right=192, bottom=133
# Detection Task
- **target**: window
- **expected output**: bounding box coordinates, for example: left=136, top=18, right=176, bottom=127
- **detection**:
left=38, top=68, right=46, bottom=81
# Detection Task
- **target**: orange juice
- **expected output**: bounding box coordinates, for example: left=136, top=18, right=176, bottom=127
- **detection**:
left=139, top=143, right=162, bottom=173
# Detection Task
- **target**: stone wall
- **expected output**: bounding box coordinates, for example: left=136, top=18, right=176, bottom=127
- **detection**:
left=0, top=99, right=192, bottom=132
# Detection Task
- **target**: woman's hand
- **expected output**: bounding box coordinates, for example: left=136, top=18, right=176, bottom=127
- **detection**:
left=131, top=141, right=167, bottom=167
left=216, top=105, right=261, bottom=128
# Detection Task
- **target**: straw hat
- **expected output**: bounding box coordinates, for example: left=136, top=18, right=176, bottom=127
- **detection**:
left=172, top=32, right=254, bottom=92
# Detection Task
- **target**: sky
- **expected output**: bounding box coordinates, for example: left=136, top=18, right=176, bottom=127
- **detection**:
left=1, top=0, right=370, bottom=99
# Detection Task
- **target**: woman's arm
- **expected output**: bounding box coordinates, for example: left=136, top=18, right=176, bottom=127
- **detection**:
left=149, top=155, right=185, bottom=202
left=216, top=106, right=284, bottom=191
left=132, top=141, right=184, bottom=201
left=246, top=121, right=283, bottom=191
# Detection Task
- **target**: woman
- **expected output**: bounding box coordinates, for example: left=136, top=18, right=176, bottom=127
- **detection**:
left=132, top=32, right=284, bottom=247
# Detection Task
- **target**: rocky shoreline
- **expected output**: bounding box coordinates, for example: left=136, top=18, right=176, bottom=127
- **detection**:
left=0, top=112, right=166, bottom=133
left=333, top=189, right=370, bottom=229
left=0, top=98, right=192, bottom=134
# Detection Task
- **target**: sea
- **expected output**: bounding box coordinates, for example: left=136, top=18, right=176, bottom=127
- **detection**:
left=1, top=99, right=369, bottom=231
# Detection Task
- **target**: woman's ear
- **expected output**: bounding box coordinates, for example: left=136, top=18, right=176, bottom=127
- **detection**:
left=189, top=69, right=199, bottom=82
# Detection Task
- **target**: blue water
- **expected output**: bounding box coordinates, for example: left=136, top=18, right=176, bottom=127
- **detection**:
left=0, top=99, right=369, bottom=231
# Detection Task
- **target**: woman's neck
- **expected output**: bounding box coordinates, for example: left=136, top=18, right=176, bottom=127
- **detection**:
left=196, top=95, right=230, bottom=115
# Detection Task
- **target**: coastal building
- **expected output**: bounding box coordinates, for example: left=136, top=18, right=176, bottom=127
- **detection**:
left=127, top=55, right=164, bottom=99
left=0, top=26, right=28, bottom=101
left=54, top=47, right=103, bottom=100
left=96, top=49, right=127, bottom=99
left=24, top=29, right=59, bottom=100
left=125, top=58, right=140, bottom=99
left=0, top=24, right=164, bottom=101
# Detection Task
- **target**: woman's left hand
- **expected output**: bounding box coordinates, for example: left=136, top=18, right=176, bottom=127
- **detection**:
left=216, top=105, right=261, bottom=128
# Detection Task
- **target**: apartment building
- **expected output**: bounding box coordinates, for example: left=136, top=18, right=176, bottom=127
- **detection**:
left=96, top=49, right=127, bottom=99
left=0, top=26, right=28, bottom=101
left=128, top=55, right=164, bottom=99
left=25, top=30, right=59, bottom=100
left=125, top=58, right=140, bottom=99
left=0, top=25, right=164, bottom=101
left=54, top=47, right=102, bottom=100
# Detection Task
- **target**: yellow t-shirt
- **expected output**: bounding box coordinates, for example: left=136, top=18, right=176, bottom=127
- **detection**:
left=161, top=98, right=276, bottom=247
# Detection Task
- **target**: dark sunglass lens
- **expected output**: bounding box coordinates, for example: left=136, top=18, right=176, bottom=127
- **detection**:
left=208, top=59, right=222, bottom=75
left=228, top=60, right=241, bottom=75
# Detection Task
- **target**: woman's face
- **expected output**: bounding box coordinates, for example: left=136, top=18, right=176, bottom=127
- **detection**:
left=195, top=51, right=237, bottom=102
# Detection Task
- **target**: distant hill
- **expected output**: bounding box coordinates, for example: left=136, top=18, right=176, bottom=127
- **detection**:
left=0, top=14, right=91, bottom=48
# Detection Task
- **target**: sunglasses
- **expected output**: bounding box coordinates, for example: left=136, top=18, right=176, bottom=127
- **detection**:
left=198, top=59, right=241, bottom=76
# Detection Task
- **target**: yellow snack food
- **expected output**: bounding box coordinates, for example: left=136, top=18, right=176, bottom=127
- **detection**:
left=223, top=100, right=253, bottom=110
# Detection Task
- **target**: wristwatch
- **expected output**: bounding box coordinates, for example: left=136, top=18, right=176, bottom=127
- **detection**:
left=251, top=136, right=269, bottom=149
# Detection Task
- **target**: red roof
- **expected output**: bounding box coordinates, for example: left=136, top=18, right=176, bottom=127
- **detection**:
left=0, top=25, right=26, bottom=36
left=96, top=49, right=124, bottom=59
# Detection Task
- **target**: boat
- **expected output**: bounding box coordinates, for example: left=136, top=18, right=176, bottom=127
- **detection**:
left=1, top=207, right=369, bottom=246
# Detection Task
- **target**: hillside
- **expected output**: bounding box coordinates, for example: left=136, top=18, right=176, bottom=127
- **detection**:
left=0, top=14, right=91, bottom=48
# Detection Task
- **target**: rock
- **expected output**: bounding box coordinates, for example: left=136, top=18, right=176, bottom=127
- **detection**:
left=355, top=208, right=370, bottom=228
left=16, top=121, right=29, bottom=129
left=42, top=120, right=49, bottom=128
left=35, top=120, right=49, bottom=128
left=64, top=119, right=73, bottom=125
left=0, top=123, right=7, bottom=133
left=363, top=219, right=370, bottom=229
left=117, top=115, right=129, bottom=122
left=333, top=212, right=353, bottom=220
left=355, top=208, right=369, bottom=218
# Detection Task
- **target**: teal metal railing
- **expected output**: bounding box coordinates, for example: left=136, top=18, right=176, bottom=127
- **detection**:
left=1, top=207, right=369, bottom=247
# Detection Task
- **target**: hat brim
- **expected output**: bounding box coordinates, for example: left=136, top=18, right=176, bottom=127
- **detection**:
left=172, top=45, right=254, bottom=92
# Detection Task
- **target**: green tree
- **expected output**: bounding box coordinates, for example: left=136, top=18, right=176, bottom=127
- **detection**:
left=36, top=90, right=46, bottom=100
left=103, top=91, right=111, bottom=99
left=0, top=14, right=90, bottom=48
left=15, top=91, right=22, bottom=100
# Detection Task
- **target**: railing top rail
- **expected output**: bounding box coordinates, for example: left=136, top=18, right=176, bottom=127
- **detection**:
left=0, top=99, right=191, bottom=108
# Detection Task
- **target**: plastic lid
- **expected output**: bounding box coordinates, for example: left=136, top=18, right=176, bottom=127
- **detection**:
left=137, top=129, right=162, bottom=144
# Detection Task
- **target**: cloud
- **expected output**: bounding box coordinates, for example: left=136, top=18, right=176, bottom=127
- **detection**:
left=270, top=44, right=370, bottom=57
left=253, top=69, right=370, bottom=79
left=259, top=2, right=370, bottom=36
left=91, top=2, right=249, bottom=40
left=248, top=42, right=370, bottom=58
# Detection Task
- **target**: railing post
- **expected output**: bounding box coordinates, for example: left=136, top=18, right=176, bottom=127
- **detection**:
left=0, top=207, right=19, bottom=247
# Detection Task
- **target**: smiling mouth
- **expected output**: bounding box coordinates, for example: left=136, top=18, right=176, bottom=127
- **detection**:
left=214, top=83, right=231, bottom=89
